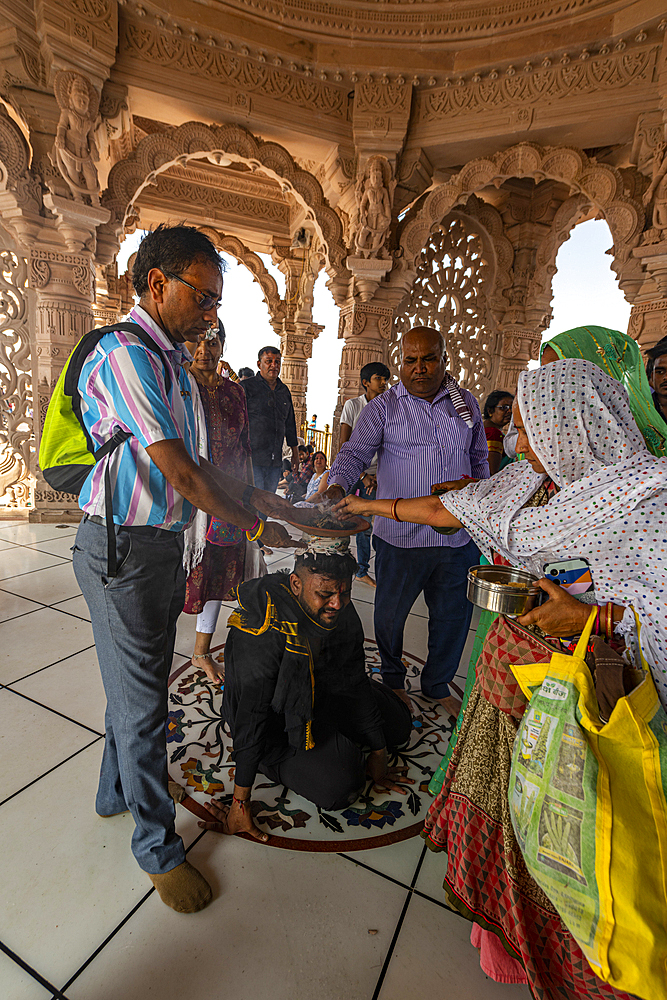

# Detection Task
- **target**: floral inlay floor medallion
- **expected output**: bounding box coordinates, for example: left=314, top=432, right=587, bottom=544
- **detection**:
left=167, top=639, right=457, bottom=852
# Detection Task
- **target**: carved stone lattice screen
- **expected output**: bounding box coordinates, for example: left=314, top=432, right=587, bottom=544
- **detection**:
left=391, top=217, right=496, bottom=399
left=0, top=251, right=34, bottom=510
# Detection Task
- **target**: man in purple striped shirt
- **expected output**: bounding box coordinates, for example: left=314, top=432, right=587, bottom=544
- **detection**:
left=327, top=327, right=489, bottom=718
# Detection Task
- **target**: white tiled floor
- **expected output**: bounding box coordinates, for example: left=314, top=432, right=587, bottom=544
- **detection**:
left=0, top=518, right=528, bottom=1000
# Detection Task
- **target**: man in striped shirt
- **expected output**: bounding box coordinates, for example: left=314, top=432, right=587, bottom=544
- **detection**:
left=72, top=226, right=296, bottom=913
left=327, top=327, right=489, bottom=718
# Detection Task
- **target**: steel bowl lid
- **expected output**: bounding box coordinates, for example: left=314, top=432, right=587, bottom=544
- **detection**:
left=467, top=565, right=538, bottom=591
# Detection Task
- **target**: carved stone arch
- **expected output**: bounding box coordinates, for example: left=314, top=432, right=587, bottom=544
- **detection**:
left=198, top=226, right=287, bottom=335
left=529, top=193, right=591, bottom=324
left=400, top=143, right=644, bottom=281
left=391, top=198, right=507, bottom=398
left=0, top=105, right=42, bottom=236
left=102, top=122, right=346, bottom=275
left=459, top=194, right=514, bottom=323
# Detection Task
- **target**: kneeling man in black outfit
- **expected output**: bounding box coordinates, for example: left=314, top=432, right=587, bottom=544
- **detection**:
left=198, top=539, right=413, bottom=842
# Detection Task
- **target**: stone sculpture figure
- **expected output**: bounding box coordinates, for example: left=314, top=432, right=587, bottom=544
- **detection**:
left=355, top=157, right=393, bottom=259
left=643, top=140, right=667, bottom=235
left=52, top=71, right=101, bottom=206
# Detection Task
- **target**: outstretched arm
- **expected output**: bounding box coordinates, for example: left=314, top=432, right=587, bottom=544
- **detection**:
left=335, top=493, right=463, bottom=530
left=145, top=440, right=295, bottom=548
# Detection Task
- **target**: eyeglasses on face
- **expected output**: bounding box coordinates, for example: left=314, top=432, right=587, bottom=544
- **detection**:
left=165, top=271, right=221, bottom=311
left=496, top=403, right=513, bottom=412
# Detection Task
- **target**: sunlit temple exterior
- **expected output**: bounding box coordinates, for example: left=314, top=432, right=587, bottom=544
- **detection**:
left=1, top=0, right=666, bottom=519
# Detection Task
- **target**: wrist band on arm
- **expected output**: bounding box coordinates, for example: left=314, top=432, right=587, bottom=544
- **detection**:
left=391, top=498, right=403, bottom=522
left=233, top=794, right=249, bottom=812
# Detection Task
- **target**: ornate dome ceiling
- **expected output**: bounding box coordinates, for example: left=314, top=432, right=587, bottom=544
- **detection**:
left=195, top=0, right=640, bottom=46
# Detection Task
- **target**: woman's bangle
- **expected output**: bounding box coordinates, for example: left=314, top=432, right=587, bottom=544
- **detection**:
left=606, top=602, right=614, bottom=641
left=246, top=518, right=264, bottom=542
left=594, top=606, right=601, bottom=636
left=390, top=498, right=403, bottom=522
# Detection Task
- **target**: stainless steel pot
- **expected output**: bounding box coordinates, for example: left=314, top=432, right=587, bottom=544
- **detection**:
left=467, top=564, right=544, bottom=615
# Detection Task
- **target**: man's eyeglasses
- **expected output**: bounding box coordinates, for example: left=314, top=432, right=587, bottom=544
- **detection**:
left=165, top=272, right=221, bottom=311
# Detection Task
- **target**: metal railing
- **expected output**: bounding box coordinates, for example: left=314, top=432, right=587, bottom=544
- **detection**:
left=300, top=421, right=331, bottom=462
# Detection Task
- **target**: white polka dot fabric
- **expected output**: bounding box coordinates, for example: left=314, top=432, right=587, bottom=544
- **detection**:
left=443, top=359, right=667, bottom=709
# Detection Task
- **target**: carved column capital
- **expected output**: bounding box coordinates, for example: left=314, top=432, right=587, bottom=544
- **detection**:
left=338, top=300, right=394, bottom=343
left=35, top=0, right=118, bottom=88
left=494, top=325, right=542, bottom=391
left=627, top=298, right=667, bottom=352
left=353, top=78, right=412, bottom=161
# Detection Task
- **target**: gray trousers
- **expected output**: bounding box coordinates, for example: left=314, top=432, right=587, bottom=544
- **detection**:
left=73, top=516, right=186, bottom=874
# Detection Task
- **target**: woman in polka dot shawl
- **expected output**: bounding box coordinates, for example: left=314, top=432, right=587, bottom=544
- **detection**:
left=444, top=357, right=667, bottom=705
left=336, top=358, right=667, bottom=1000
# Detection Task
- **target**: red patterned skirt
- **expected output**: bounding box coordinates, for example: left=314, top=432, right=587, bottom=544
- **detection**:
left=183, top=539, right=245, bottom=614
left=423, top=615, right=636, bottom=1000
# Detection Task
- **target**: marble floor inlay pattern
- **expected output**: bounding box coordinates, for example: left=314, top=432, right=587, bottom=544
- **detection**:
left=0, top=518, right=528, bottom=1000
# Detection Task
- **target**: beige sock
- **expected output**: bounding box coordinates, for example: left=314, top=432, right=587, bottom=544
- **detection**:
left=148, top=861, right=212, bottom=913
left=168, top=781, right=187, bottom=804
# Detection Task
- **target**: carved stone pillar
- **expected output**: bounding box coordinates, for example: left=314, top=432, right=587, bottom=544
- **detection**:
left=333, top=300, right=393, bottom=453
left=280, top=322, right=324, bottom=434
left=93, top=262, right=134, bottom=328
left=625, top=119, right=667, bottom=352
left=626, top=241, right=667, bottom=351
left=273, top=245, right=322, bottom=434
left=30, top=249, right=95, bottom=521
left=494, top=325, right=543, bottom=391
left=0, top=246, right=34, bottom=512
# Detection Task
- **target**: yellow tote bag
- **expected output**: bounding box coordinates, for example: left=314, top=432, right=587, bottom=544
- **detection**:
left=509, top=608, right=667, bottom=1000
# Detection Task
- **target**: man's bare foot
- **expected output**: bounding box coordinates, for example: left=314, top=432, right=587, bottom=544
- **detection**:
left=356, top=574, right=376, bottom=588
left=393, top=688, right=414, bottom=714
left=437, top=695, right=463, bottom=719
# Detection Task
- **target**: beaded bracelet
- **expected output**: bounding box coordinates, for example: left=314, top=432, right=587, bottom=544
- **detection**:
left=391, top=498, right=403, bottom=522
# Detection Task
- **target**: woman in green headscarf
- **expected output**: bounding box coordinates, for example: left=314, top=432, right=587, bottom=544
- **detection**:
left=428, top=324, right=667, bottom=798
left=540, top=325, right=667, bottom=457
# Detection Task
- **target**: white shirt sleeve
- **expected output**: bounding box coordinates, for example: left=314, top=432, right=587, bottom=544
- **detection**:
left=340, top=398, right=356, bottom=427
